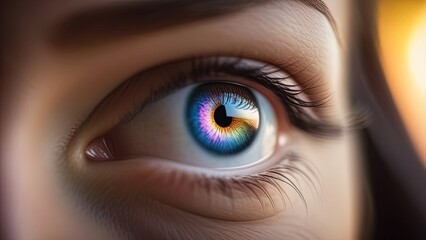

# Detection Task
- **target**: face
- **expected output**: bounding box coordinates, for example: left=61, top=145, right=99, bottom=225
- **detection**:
left=1, top=0, right=361, bottom=239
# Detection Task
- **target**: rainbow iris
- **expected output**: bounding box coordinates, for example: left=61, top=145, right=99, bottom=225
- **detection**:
left=186, top=83, right=260, bottom=155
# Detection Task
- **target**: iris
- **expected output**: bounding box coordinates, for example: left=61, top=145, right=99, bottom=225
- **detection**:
left=186, top=83, right=260, bottom=155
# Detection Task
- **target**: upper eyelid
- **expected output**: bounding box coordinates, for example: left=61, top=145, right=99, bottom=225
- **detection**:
left=72, top=50, right=337, bottom=151
left=102, top=56, right=341, bottom=136
left=38, top=0, right=341, bottom=120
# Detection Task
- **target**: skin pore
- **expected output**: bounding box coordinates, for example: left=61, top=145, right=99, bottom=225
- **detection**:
left=1, top=0, right=360, bottom=239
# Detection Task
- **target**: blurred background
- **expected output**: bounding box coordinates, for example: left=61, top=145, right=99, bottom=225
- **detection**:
left=378, top=0, right=426, bottom=166
left=354, top=0, right=426, bottom=238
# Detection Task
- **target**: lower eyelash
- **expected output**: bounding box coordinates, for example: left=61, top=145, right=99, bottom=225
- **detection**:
left=189, top=152, right=320, bottom=218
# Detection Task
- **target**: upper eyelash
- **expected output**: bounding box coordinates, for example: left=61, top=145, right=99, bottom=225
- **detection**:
left=116, top=56, right=346, bottom=136
left=185, top=57, right=343, bottom=136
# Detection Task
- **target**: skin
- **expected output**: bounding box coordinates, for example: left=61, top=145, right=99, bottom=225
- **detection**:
left=1, top=0, right=361, bottom=239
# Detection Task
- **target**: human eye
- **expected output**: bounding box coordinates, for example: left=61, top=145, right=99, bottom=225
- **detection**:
left=86, top=58, right=279, bottom=168
left=70, top=56, right=339, bottom=223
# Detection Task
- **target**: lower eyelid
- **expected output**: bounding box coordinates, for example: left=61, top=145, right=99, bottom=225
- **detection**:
left=75, top=152, right=319, bottom=222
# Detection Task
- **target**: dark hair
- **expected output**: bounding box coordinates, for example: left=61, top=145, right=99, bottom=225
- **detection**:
left=351, top=0, right=426, bottom=239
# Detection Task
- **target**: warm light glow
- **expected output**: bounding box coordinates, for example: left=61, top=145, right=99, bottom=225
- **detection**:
left=408, top=11, right=426, bottom=93
left=379, top=1, right=426, bottom=166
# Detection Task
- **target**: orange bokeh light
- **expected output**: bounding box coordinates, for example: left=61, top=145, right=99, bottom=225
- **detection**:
left=378, top=0, right=426, bottom=166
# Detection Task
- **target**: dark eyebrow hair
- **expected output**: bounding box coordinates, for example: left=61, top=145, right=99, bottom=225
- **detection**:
left=50, top=0, right=337, bottom=48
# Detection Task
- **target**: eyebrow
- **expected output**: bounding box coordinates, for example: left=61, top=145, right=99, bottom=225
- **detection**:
left=50, top=0, right=337, bottom=48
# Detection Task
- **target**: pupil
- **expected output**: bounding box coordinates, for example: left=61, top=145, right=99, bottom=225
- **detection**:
left=214, top=105, right=233, bottom=127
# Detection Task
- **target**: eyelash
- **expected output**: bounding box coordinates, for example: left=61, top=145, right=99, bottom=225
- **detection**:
left=119, top=56, right=343, bottom=136
left=195, top=152, right=320, bottom=214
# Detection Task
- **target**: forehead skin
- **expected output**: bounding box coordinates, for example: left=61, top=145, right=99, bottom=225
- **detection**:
left=1, top=0, right=355, bottom=239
